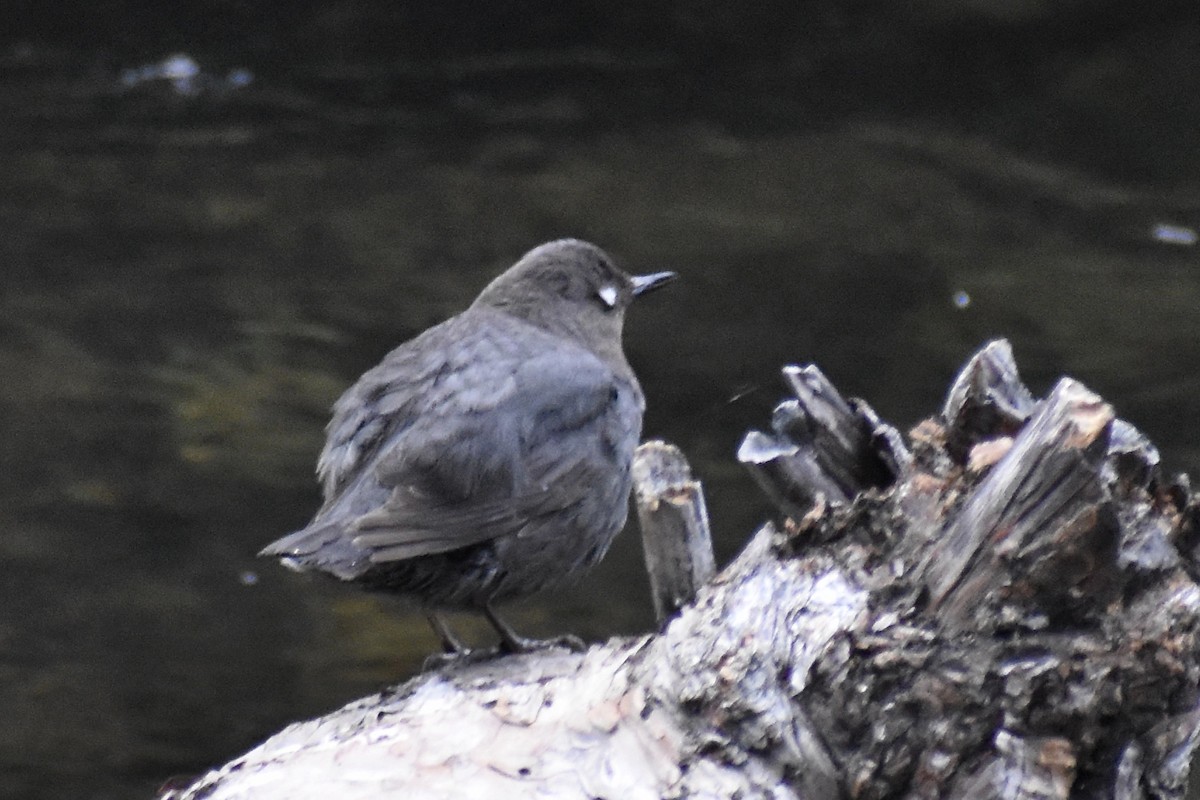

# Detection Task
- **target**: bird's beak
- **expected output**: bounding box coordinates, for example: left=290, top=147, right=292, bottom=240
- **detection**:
left=630, top=271, right=678, bottom=297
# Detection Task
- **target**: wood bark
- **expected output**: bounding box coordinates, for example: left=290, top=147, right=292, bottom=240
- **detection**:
left=632, top=440, right=715, bottom=623
left=164, top=339, right=1200, bottom=800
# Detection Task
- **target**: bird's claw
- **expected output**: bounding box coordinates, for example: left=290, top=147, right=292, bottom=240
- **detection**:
left=499, top=632, right=586, bottom=655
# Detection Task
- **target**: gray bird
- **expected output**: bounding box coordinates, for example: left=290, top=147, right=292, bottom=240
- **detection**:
left=260, top=239, right=675, bottom=654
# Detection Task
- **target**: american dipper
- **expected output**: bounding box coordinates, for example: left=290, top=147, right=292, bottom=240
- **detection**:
left=260, top=239, right=675, bottom=654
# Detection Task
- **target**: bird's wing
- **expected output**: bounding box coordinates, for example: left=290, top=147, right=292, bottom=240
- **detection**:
left=316, top=316, right=456, bottom=500
left=312, top=311, right=642, bottom=563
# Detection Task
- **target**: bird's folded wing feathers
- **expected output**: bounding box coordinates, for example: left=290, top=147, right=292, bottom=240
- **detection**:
left=342, top=340, right=628, bottom=563
left=316, top=320, right=451, bottom=499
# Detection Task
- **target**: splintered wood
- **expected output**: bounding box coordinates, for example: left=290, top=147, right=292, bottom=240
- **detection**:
left=632, top=440, right=715, bottom=623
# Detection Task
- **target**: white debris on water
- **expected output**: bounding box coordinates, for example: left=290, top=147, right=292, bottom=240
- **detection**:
left=1151, top=222, right=1197, bottom=246
left=119, top=53, right=254, bottom=96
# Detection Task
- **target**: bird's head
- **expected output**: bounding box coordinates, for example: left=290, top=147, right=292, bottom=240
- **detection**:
left=473, top=239, right=676, bottom=354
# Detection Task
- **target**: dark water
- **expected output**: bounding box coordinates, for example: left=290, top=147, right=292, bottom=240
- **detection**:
left=3, top=17, right=1200, bottom=799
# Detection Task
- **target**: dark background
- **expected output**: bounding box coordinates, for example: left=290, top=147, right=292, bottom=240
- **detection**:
left=3, top=2, right=1200, bottom=797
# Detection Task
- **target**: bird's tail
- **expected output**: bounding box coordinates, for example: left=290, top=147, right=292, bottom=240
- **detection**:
left=259, top=522, right=371, bottom=581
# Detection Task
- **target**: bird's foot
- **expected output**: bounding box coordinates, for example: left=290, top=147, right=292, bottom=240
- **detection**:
left=500, top=631, right=587, bottom=655
left=485, top=604, right=587, bottom=654
left=426, top=612, right=471, bottom=655
left=422, top=649, right=465, bottom=671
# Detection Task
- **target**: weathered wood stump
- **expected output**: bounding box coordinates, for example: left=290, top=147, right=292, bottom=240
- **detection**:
left=164, top=339, right=1200, bottom=800
left=632, top=440, right=715, bottom=623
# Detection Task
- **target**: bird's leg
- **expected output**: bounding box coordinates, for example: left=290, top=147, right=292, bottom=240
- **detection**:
left=484, top=603, right=585, bottom=654
left=426, top=612, right=470, bottom=655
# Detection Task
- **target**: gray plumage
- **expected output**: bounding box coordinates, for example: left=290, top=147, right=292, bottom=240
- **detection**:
left=260, top=239, right=675, bottom=653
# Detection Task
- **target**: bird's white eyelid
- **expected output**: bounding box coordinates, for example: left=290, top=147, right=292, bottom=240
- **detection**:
left=597, top=285, right=619, bottom=308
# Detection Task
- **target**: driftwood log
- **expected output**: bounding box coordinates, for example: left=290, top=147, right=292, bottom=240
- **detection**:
left=165, top=339, right=1200, bottom=799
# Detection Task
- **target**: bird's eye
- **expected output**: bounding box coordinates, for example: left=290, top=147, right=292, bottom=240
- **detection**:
left=597, top=285, right=619, bottom=309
